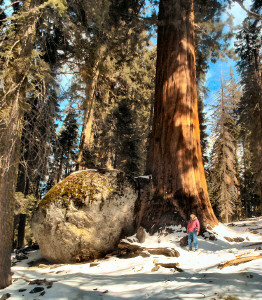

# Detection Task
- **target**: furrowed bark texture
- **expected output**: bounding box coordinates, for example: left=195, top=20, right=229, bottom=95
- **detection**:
left=77, top=62, right=100, bottom=170
left=0, top=94, right=22, bottom=289
left=144, top=0, right=218, bottom=231
left=0, top=180, right=14, bottom=289
left=0, top=0, right=37, bottom=288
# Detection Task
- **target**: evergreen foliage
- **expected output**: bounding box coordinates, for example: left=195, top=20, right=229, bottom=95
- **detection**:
left=12, top=0, right=73, bottom=197
left=82, top=43, right=156, bottom=175
left=194, top=0, right=235, bottom=166
left=64, top=0, right=155, bottom=174
left=235, top=1, right=262, bottom=216
left=14, top=192, right=37, bottom=246
left=0, top=0, right=68, bottom=288
left=209, top=69, right=241, bottom=222
left=43, top=106, right=79, bottom=192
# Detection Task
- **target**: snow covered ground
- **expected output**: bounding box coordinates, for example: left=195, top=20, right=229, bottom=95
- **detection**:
left=1, top=217, right=262, bottom=300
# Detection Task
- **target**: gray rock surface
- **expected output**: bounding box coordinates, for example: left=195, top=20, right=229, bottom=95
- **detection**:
left=31, top=169, right=137, bottom=263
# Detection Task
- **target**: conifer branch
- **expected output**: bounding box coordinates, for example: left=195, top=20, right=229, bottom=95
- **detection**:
left=1, top=77, right=24, bottom=99
left=1, top=0, right=67, bottom=26
left=194, top=23, right=208, bottom=36
left=2, top=40, right=20, bottom=65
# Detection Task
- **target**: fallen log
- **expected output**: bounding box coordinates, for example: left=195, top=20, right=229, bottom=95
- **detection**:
left=155, top=262, right=179, bottom=268
left=155, top=262, right=183, bottom=272
left=243, top=242, right=262, bottom=248
left=117, top=242, right=180, bottom=258
left=218, top=255, right=262, bottom=269
left=147, top=248, right=180, bottom=257
left=224, top=237, right=245, bottom=242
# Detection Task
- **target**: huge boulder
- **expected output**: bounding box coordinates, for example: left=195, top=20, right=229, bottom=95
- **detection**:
left=31, top=169, right=138, bottom=263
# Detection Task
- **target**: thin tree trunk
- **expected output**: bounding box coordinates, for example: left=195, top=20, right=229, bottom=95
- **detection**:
left=17, top=214, right=27, bottom=249
left=225, top=213, right=229, bottom=224
left=102, top=89, right=115, bottom=169
left=16, top=163, right=30, bottom=196
left=57, top=153, right=64, bottom=183
left=145, top=93, right=155, bottom=173
left=143, top=0, right=218, bottom=231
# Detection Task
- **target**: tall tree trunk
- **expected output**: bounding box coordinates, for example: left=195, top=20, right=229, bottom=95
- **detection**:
left=77, top=62, right=100, bottom=170
left=143, top=0, right=218, bottom=231
left=0, top=92, right=23, bottom=288
left=0, top=0, right=37, bottom=288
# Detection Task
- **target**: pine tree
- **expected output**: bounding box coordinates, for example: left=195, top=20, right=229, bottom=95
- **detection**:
left=56, top=107, right=79, bottom=182
left=0, top=0, right=67, bottom=288
left=72, top=40, right=155, bottom=176
left=235, top=3, right=262, bottom=215
left=16, top=0, right=73, bottom=198
left=16, top=87, right=60, bottom=198
left=112, top=98, right=141, bottom=175
left=198, top=83, right=209, bottom=166
left=209, top=68, right=241, bottom=223
left=239, top=133, right=259, bottom=217
left=67, top=0, right=152, bottom=169
left=41, top=105, right=79, bottom=193
left=194, top=0, right=235, bottom=167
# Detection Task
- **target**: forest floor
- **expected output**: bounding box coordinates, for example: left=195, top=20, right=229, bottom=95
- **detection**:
left=1, top=217, right=262, bottom=300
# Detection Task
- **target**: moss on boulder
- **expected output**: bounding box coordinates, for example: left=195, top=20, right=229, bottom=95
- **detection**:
left=31, top=169, right=137, bottom=263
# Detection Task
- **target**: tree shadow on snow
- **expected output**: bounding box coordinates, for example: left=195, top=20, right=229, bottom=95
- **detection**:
left=37, top=268, right=262, bottom=299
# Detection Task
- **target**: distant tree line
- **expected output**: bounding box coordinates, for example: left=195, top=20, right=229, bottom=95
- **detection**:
left=208, top=1, right=262, bottom=222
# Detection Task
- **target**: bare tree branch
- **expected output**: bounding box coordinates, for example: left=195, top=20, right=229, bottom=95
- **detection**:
left=233, top=0, right=262, bottom=20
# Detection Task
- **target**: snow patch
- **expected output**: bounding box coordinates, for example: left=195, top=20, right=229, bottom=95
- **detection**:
left=2, top=217, right=262, bottom=300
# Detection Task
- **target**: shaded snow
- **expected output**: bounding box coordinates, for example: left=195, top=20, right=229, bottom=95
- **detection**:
left=1, top=217, right=262, bottom=300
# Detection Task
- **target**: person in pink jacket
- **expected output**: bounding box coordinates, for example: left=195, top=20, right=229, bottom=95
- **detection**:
left=187, top=213, right=200, bottom=251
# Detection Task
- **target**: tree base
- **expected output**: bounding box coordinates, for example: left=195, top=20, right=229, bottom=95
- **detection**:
left=135, top=177, right=217, bottom=234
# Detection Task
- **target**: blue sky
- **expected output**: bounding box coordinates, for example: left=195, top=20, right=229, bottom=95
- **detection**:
left=204, top=0, right=252, bottom=135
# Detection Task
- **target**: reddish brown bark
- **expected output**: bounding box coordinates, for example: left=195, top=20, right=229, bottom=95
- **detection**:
left=143, top=0, right=218, bottom=231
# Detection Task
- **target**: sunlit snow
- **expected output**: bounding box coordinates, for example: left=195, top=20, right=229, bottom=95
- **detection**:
left=1, top=217, right=262, bottom=299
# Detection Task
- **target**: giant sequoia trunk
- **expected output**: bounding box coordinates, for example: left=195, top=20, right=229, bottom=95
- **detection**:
left=142, top=0, right=218, bottom=231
